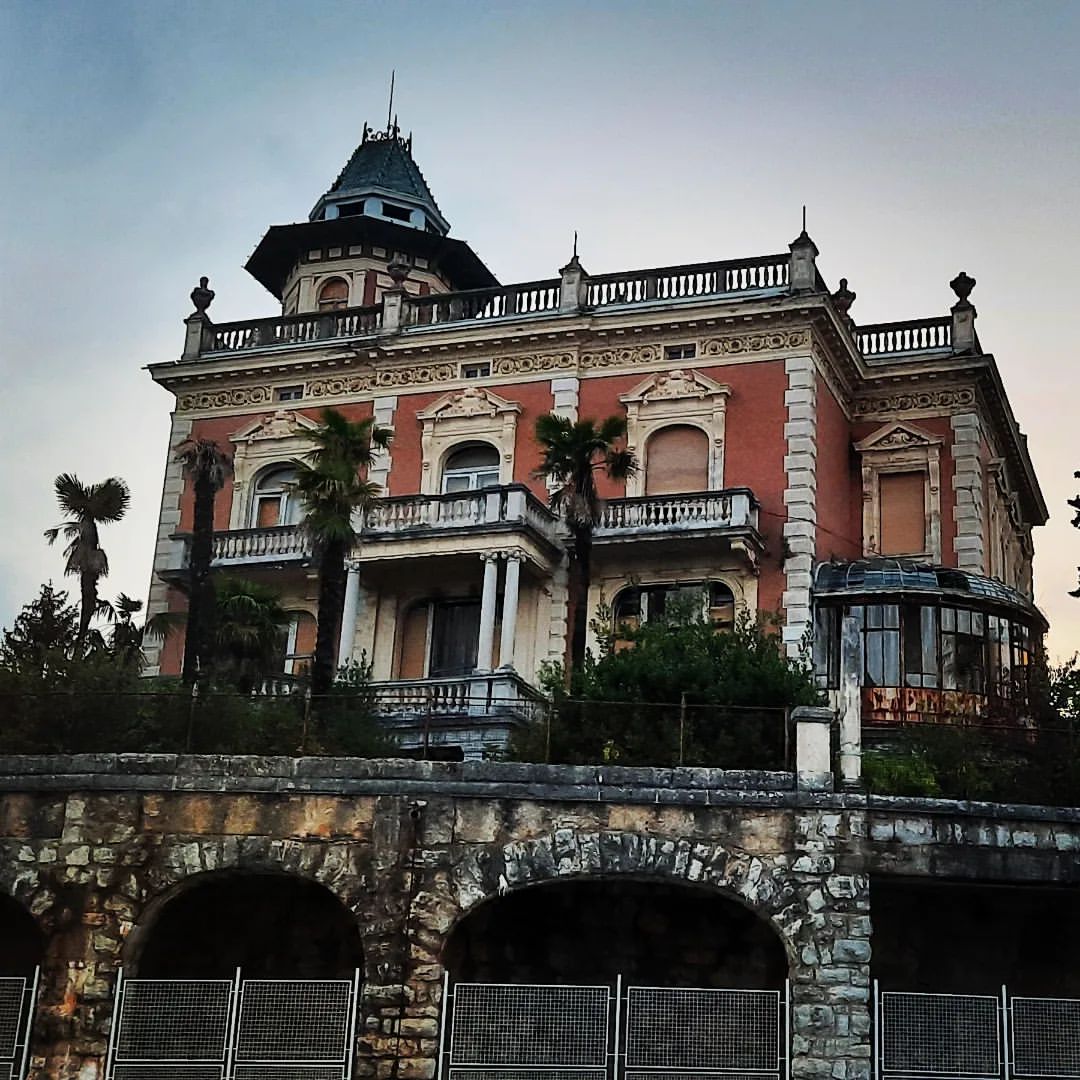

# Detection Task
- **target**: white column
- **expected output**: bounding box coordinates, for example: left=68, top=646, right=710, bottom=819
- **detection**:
left=498, top=552, right=523, bottom=671
left=476, top=553, right=499, bottom=672
left=337, top=561, right=362, bottom=670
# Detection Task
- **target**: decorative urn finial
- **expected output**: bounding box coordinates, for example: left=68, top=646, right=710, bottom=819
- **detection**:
left=832, top=277, right=856, bottom=320
left=387, top=261, right=410, bottom=287
left=950, top=271, right=976, bottom=305
left=190, top=276, right=214, bottom=314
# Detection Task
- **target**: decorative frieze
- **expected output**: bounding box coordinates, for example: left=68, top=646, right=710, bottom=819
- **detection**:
left=702, top=329, right=810, bottom=356
left=854, top=387, right=975, bottom=419
left=178, top=385, right=274, bottom=411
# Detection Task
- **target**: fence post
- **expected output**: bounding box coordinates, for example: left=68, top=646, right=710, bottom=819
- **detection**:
left=185, top=680, right=200, bottom=752
left=793, top=705, right=834, bottom=791
left=300, top=687, right=312, bottom=754
left=678, top=693, right=687, bottom=766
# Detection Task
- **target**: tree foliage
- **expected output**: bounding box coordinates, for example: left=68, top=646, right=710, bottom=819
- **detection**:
left=532, top=413, right=637, bottom=673
left=295, top=408, right=391, bottom=696
left=513, top=599, right=820, bottom=768
left=43, top=474, right=130, bottom=646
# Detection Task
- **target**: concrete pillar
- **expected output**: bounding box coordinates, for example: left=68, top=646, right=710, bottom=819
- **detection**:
left=559, top=254, right=588, bottom=312
left=950, top=271, right=978, bottom=354
left=381, top=287, right=406, bottom=332
left=337, top=562, right=363, bottom=669
left=182, top=313, right=209, bottom=360
left=476, top=554, right=499, bottom=672
left=788, top=230, right=820, bottom=294
left=793, top=705, right=834, bottom=791
left=498, top=552, right=523, bottom=671
left=839, top=615, right=863, bottom=788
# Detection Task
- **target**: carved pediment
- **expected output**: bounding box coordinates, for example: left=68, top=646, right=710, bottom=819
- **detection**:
left=417, top=387, right=521, bottom=422
left=855, top=421, right=943, bottom=453
left=230, top=409, right=322, bottom=444
left=621, top=369, right=731, bottom=405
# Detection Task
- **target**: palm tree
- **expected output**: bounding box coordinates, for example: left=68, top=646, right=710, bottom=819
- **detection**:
left=533, top=414, right=637, bottom=674
left=174, top=438, right=232, bottom=683
left=295, top=408, right=391, bottom=695
left=44, top=474, right=131, bottom=648
left=208, top=577, right=290, bottom=692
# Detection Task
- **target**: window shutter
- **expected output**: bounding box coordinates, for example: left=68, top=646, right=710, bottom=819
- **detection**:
left=879, top=471, right=926, bottom=555
left=645, top=426, right=709, bottom=495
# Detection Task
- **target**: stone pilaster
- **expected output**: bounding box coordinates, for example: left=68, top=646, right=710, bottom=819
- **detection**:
left=550, top=377, right=579, bottom=422
left=951, top=412, right=985, bottom=573
left=369, top=395, right=397, bottom=495
left=142, top=413, right=193, bottom=675
left=783, top=356, right=818, bottom=659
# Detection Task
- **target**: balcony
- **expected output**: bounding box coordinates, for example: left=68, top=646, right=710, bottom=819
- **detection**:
left=595, top=489, right=761, bottom=546
left=174, top=488, right=762, bottom=573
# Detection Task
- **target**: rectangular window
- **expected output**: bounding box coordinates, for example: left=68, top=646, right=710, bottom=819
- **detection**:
left=902, top=604, right=939, bottom=688
left=941, top=606, right=987, bottom=693
left=461, top=362, right=491, bottom=379
left=879, top=471, right=927, bottom=555
left=862, top=604, right=900, bottom=687
left=255, top=496, right=282, bottom=528
left=276, top=385, right=304, bottom=402
left=813, top=607, right=841, bottom=690
left=381, top=201, right=413, bottom=222
left=665, top=344, right=697, bottom=361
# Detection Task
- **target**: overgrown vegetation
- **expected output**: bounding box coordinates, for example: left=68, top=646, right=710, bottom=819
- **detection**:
left=0, top=584, right=391, bottom=757
left=511, top=597, right=821, bottom=768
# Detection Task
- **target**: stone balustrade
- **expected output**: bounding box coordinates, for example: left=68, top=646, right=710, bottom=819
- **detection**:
left=595, top=489, right=759, bottom=538
left=856, top=317, right=952, bottom=357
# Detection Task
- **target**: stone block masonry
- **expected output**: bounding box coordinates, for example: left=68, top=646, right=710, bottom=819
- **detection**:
left=4, top=756, right=1080, bottom=1080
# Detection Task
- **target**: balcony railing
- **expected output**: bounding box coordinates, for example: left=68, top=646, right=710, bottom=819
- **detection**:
left=369, top=672, right=546, bottom=721
left=193, top=254, right=792, bottom=357
left=363, top=485, right=558, bottom=544
left=596, top=489, right=759, bottom=538
left=208, top=526, right=312, bottom=565
left=856, top=317, right=952, bottom=357
left=204, top=304, right=382, bottom=353
left=586, top=256, right=788, bottom=309
left=183, top=488, right=762, bottom=571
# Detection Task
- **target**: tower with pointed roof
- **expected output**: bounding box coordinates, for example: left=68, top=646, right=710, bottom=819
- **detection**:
left=245, top=119, right=496, bottom=315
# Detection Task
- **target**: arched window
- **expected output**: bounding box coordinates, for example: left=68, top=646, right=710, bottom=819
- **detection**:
left=645, top=425, right=709, bottom=495
left=252, top=466, right=302, bottom=527
left=317, top=277, right=349, bottom=311
left=441, top=444, right=500, bottom=494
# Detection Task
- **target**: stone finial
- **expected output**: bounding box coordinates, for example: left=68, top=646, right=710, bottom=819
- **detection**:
left=832, top=277, right=856, bottom=321
left=190, top=276, right=214, bottom=314
left=950, top=271, right=976, bottom=306
left=387, top=261, right=410, bottom=286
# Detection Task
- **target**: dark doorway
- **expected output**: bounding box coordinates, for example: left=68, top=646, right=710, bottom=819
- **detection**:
left=0, top=894, right=44, bottom=977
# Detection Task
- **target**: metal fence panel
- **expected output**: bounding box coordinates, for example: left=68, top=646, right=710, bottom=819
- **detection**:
left=111, top=1067, right=226, bottom=1080
left=879, top=993, right=1001, bottom=1079
left=449, top=985, right=611, bottom=1068
left=0, top=973, right=38, bottom=1080
left=112, top=980, right=234, bottom=1063
left=624, top=987, right=781, bottom=1074
left=234, top=982, right=354, bottom=1063
left=1011, top=997, right=1080, bottom=1078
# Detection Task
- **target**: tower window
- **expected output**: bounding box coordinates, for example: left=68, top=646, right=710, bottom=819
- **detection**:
left=381, top=201, right=413, bottom=222
left=337, top=201, right=365, bottom=217
left=317, top=278, right=349, bottom=312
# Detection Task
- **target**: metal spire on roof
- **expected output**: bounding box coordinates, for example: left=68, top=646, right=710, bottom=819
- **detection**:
left=387, top=70, right=395, bottom=133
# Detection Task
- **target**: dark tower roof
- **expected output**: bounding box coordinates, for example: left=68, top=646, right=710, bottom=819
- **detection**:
left=309, top=122, right=449, bottom=235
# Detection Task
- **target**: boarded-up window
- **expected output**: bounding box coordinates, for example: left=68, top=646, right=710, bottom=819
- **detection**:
left=398, top=604, right=430, bottom=680
left=645, top=425, right=709, bottom=495
left=879, top=471, right=926, bottom=554
left=317, top=277, right=349, bottom=311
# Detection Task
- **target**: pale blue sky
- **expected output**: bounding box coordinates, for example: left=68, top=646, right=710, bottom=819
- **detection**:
left=2, top=0, right=1079, bottom=657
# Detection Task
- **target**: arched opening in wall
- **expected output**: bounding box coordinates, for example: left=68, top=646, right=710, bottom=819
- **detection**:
left=251, top=465, right=302, bottom=528
left=317, top=277, right=350, bottom=311
left=645, top=425, right=709, bottom=495
left=871, top=878, right=1080, bottom=996
left=443, top=878, right=787, bottom=988
left=130, top=872, right=363, bottom=979
left=0, top=893, right=44, bottom=976
left=441, top=443, right=500, bottom=494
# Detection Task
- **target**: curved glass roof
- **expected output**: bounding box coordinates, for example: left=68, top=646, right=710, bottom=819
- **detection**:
left=814, top=559, right=1045, bottom=626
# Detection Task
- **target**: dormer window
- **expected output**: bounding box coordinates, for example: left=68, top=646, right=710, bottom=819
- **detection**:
left=317, top=278, right=349, bottom=311
left=381, top=201, right=413, bottom=223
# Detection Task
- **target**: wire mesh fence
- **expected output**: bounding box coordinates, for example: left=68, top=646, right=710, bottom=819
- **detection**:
left=516, top=699, right=791, bottom=770
left=0, top=972, right=37, bottom=1080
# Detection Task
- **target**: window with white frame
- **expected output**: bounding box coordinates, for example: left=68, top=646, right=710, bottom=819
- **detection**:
left=251, top=466, right=302, bottom=527
left=441, top=444, right=501, bottom=494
